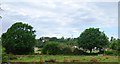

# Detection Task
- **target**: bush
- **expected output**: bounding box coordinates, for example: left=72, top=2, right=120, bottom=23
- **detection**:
left=104, top=50, right=113, bottom=55
left=73, top=48, right=86, bottom=55
left=104, top=50, right=119, bottom=55
left=2, top=47, right=8, bottom=62
left=42, top=42, right=87, bottom=55
left=42, top=42, right=60, bottom=55
left=8, top=53, right=17, bottom=60
left=62, top=46, right=72, bottom=55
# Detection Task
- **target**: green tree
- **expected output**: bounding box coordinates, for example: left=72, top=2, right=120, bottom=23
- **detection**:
left=78, top=28, right=109, bottom=53
left=2, top=22, right=36, bottom=54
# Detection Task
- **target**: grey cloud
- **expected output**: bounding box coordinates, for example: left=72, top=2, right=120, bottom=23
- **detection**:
left=1, top=1, right=118, bottom=38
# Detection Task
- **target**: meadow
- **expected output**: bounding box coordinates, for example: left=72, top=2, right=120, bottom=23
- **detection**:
left=10, top=55, right=119, bottom=62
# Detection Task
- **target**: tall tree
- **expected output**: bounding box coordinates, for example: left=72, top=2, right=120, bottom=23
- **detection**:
left=2, top=22, right=36, bottom=54
left=78, top=28, right=109, bottom=53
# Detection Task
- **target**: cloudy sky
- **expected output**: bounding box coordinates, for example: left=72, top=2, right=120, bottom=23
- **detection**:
left=0, top=0, right=118, bottom=39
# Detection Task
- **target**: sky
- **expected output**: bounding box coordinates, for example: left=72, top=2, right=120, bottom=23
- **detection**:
left=0, top=0, right=119, bottom=39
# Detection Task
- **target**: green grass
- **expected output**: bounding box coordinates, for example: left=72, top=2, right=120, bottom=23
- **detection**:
left=10, top=55, right=119, bottom=62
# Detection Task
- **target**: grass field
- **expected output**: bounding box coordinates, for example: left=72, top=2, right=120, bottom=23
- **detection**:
left=10, top=55, right=119, bottom=62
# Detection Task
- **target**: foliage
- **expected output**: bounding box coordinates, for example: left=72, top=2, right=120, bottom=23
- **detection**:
left=61, top=45, right=72, bottom=55
left=36, top=39, right=44, bottom=48
left=49, top=37, right=58, bottom=42
left=116, top=39, right=120, bottom=51
left=109, top=39, right=119, bottom=50
left=108, top=39, right=120, bottom=56
left=42, top=42, right=60, bottom=55
left=38, top=36, right=78, bottom=46
left=118, top=39, right=120, bottom=56
left=104, top=50, right=113, bottom=55
left=8, top=53, right=17, bottom=60
left=2, top=22, right=36, bottom=55
left=66, top=38, right=78, bottom=46
left=104, top=50, right=119, bottom=55
left=73, top=48, right=86, bottom=55
left=42, top=42, right=86, bottom=55
left=2, top=47, right=8, bottom=62
left=109, top=39, right=120, bottom=55
left=78, top=28, right=109, bottom=53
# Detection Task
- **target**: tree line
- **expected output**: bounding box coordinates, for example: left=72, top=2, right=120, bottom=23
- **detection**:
left=1, top=22, right=120, bottom=56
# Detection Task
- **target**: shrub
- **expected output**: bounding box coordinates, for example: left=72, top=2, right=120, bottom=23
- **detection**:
left=98, top=50, right=104, bottom=54
left=62, top=46, right=72, bottom=55
left=104, top=50, right=118, bottom=55
left=42, top=42, right=87, bottom=55
left=104, top=50, right=113, bottom=55
left=73, top=48, right=86, bottom=55
left=2, top=47, right=8, bottom=63
left=8, top=53, right=17, bottom=60
left=58, top=43, right=73, bottom=55
left=42, top=42, right=60, bottom=55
